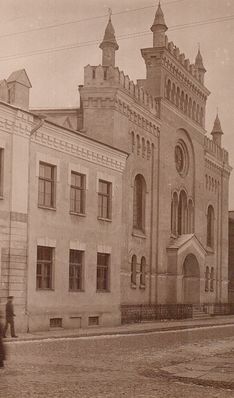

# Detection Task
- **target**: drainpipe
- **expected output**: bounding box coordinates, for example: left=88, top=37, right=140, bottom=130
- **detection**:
left=25, top=115, right=46, bottom=332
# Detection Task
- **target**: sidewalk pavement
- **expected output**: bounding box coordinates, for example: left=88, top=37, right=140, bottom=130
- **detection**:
left=3, top=314, right=234, bottom=343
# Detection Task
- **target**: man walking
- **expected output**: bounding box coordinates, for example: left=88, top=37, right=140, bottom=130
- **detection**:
left=3, top=296, right=18, bottom=338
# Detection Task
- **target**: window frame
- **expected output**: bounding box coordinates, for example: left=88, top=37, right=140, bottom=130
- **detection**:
left=133, top=174, right=146, bottom=232
left=98, top=179, right=112, bottom=220
left=207, top=205, right=215, bottom=249
left=70, top=171, right=86, bottom=215
left=36, top=246, right=54, bottom=290
left=38, top=162, right=56, bottom=209
left=131, top=255, right=137, bottom=286
left=96, top=253, right=110, bottom=292
left=69, top=249, right=84, bottom=292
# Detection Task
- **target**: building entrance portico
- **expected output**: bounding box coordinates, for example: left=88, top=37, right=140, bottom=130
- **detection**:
left=182, top=254, right=200, bottom=304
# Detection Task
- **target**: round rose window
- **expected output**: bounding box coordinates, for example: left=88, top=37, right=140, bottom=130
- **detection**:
left=175, top=141, right=189, bottom=177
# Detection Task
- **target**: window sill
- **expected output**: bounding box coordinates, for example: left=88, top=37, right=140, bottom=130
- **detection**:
left=70, top=212, right=86, bottom=217
left=0, top=195, right=3, bottom=200
left=97, top=217, right=112, bottom=223
left=131, top=283, right=137, bottom=289
left=132, top=230, right=146, bottom=239
left=69, top=289, right=85, bottom=293
left=96, top=289, right=110, bottom=293
left=139, top=284, right=146, bottom=289
left=38, top=205, right=56, bottom=211
left=36, top=288, right=54, bottom=291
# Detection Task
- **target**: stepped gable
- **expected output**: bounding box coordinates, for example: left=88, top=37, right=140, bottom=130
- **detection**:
left=84, top=64, right=159, bottom=117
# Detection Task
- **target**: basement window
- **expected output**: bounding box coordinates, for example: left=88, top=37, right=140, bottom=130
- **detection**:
left=50, top=318, right=63, bottom=328
left=88, top=316, right=99, bottom=326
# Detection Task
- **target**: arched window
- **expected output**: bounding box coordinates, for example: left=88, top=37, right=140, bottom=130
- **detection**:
left=188, top=98, right=192, bottom=117
left=166, top=79, right=171, bottom=100
left=131, top=132, right=135, bottom=152
left=205, top=266, right=209, bottom=292
left=133, top=174, right=146, bottom=231
left=131, top=255, right=137, bottom=285
left=140, top=257, right=146, bottom=286
left=192, top=101, right=196, bottom=120
left=184, top=94, right=188, bottom=114
left=200, top=107, right=204, bottom=126
left=171, top=83, right=176, bottom=103
left=196, top=104, right=199, bottom=122
left=187, top=199, right=194, bottom=233
left=136, top=135, right=141, bottom=155
left=171, top=192, right=178, bottom=235
left=142, top=137, right=146, bottom=158
left=178, top=190, right=187, bottom=235
left=180, top=91, right=184, bottom=111
left=210, top=267, right=214, bottom=292
left=207, top=205, right=215, bottom=248
left=176, top=87, right=180, bottom=107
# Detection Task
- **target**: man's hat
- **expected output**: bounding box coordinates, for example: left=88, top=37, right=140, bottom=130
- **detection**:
left=7, top=296, right=13, bottom=299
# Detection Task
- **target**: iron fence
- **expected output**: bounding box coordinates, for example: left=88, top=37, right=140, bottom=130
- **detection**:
left=121, top=303, right=234, bottom=324
left=121, top=304, right=193, bottom=324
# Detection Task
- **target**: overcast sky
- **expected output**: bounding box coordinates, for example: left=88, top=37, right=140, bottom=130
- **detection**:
left=0, top=0, right=234, bottom=207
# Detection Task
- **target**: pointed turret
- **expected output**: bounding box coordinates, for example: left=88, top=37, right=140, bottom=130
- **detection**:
left=151, top=2, right=168, bottom=47
left=211, top=113, right=223, bottom=146
left=195, top=48, right=206, bottom=84
left=99, top=14, right=119, bottom=67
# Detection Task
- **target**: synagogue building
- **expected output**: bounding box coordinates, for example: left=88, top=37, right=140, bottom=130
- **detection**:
left=0, top=3, right=231, bottom=331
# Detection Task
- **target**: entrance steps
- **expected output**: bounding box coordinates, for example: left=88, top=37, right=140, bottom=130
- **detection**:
left=192, top=305, right=211, bottom=319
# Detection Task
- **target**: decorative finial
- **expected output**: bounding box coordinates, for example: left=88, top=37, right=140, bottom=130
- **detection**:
left=108, top=8, right=112, bottom=21
left=216, top=106, right=219, bottom=115
left=198, top=42, right=200, bottom=51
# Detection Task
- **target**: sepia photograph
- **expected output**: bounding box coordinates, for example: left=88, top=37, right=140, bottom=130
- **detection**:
left=0, top=0, right=234, bottom=396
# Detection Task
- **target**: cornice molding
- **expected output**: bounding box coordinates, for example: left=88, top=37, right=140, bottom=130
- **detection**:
left=32, top=125, right=127, bottom=173
left=0, top=105, right=128, bottom=173
left=205, top=153, right=232, bottom=175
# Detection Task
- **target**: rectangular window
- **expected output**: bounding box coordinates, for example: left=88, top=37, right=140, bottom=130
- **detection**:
left=38, top=162, right=56, bottom=208
left=70, top=172, right=85, bottom=214
left=98, top=180, right=112, bottom=219
left=97, top=253, right=110, bottom=292
left=36, top=246, right=53, bottom=289
left=88, top=316, right=99, bottom=326
left=50, top=318, right=62, bottom=328
left=0, top=148, right=4, bottom=197
left=69, top=249, right=83, bottom=291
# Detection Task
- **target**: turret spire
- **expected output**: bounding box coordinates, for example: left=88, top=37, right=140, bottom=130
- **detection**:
left=151, top=2, right=168, bottom=47
left=195, top=46, right=206, bottom=84
left=211, top=112, right=223, bottom=146
left=99, top=12, right=119, bottom=67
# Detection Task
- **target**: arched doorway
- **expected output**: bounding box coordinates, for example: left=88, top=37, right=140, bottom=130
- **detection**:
left=182, top=254, right=200, bottom=304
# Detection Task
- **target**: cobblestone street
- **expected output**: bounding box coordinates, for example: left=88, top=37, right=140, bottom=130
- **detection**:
left=1, top=327, right=234, bottom=397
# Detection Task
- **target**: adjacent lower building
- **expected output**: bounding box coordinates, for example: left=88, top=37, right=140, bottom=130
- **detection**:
left=0, top=97, right=127, bottom=331
left=0, top=3, right=232, bottom=331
